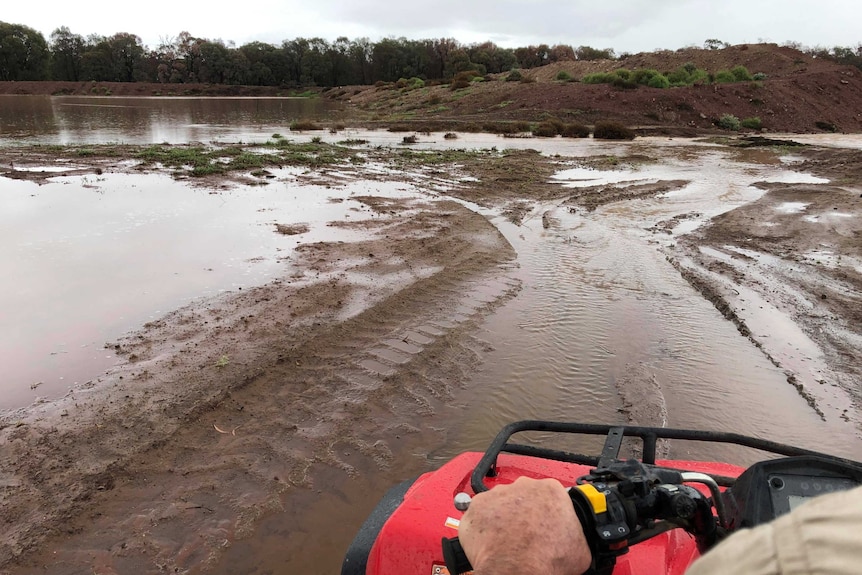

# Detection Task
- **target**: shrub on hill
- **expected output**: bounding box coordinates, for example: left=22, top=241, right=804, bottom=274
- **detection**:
left=731, top=65, right=753, bottom=81
left=647, top=74, right=670, bottom=89
left=741, top=117, right=762, bottom=130
left=582, top=72, right=617, bottom=84
left=718, top=114, right=741, bottom=130
left=714, top=70, right=736, bottom=83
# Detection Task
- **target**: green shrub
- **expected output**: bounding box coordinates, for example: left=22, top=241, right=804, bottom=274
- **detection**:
left=582, top=72, right=616, bottom=84
left=561, top=123, right=591, bottom=138
left=714, top=70, right=736, bottom=83
left=614, top=68, right=632, bottom=80
left=667, top=65, right=708, bottom=86
left=688, top=69, right=710, bottom=84
left=647, top=74, right=670, bottom=89
left=740, top=117, right=762, bottom=130
left=731, top=65, right=753, bottom=81
left=718, top=114, right=741, bottom=130
left=556, top=70, right=573, bottom=81
left=752, top=72, right=767, bottom=81
left=593, top=121, right=636, bottom=140
left=632, top=69, right=661, bottom=85
left=396, top=76, right=425, bottom=90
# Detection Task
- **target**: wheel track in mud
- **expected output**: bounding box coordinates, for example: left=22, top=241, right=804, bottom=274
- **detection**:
left=0, top=200, right=522, bottom=574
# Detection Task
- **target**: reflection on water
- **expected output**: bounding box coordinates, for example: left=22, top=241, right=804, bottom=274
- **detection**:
left=0, top=95, right=340, bottom=145
left=0, top=171, right=419, bottom=411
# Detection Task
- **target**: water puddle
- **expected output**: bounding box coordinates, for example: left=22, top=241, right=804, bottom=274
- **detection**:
left=0, top=171, right=420, bottom=410
left=776, top=202, right=810, bottom=213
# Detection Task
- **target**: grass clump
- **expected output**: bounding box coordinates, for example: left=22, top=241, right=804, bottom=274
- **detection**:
left=713, top=66, right=754, bottom=84
left=731, top=65, right=753, bottom=81
left=593, top=121, right=636, bottom=140
left=740, top=117, right=762, bottom=130
left=718, top=114, right=741, bottom=130
left=556, top=70, right=574, bottom=82
left=396, top=77, right=425, bottom=90
left=647, top=74, right=670, bottom=89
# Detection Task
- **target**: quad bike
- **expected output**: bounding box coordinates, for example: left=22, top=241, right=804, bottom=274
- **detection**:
left=342, top=420, right=862, bottom=575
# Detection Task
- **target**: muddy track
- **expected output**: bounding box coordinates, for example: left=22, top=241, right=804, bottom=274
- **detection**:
left=0, top=196, right=520, bottom=573
left=667, top=256, right=825, bottom=419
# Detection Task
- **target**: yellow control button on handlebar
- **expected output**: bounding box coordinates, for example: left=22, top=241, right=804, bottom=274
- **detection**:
left=574, top=484, right=608, bottom=514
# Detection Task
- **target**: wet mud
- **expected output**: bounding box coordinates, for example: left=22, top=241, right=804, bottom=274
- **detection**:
left=1, top=138, right=861, bottom=574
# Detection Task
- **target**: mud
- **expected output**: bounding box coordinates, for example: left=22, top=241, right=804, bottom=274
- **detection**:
left=670, top=145, right=862, bottom=419
left=1, top=138, right=861, bottom=574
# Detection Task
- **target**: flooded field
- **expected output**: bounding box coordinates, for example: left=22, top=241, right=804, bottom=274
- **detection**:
left=1, top=171, right=421, bottom=410
left=1, top=96, right=860, bottom=575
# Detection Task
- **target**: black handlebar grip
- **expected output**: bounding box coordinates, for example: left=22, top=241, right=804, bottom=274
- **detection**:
left=441, top=536, right=473, bottom=574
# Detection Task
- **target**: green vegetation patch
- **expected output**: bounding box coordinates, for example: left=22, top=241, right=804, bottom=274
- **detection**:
left=718, top=114, right=741, bottom=130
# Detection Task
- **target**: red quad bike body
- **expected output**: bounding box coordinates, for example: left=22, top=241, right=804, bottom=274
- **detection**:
left=342, top=421, right=862, bottom=575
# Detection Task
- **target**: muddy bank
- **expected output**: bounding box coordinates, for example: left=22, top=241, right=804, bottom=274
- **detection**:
left=1, top=138, right=861, bottom=573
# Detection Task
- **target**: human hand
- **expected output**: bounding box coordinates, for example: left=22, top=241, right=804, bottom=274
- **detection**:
left=458, top=476, right=592, bottom=575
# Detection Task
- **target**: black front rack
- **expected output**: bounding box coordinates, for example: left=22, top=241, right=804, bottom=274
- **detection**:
left=471, top=420, right=849, bottom=493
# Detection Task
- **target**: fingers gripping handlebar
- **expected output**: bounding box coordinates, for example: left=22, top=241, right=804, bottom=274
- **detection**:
left=442, top=460, right=719, bottom=575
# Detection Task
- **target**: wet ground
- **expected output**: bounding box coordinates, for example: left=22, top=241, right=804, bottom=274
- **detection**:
left=1, top=135, right=861, bottom=574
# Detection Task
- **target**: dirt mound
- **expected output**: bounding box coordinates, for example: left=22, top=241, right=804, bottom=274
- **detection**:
left=336, top=44, right=862, bottom=134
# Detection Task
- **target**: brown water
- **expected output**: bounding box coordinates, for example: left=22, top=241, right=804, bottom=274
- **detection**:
left=0, top=95, right=339, bottom=145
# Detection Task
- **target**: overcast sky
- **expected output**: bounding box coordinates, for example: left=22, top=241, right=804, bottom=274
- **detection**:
left=5, top=0, right=861, bottom=54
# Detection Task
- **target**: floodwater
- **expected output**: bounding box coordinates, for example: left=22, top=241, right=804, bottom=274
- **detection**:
left=0, top=172, right=421, bottom=410
left=0, top=94, right=340, bottom=145
left=214, top=141, right=862, bottom=575
left=434, top=150, right=861, bottom=464
left=2, top=96, right=861, bottom=573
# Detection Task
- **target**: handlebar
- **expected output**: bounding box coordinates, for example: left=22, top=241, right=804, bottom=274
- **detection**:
left=440, top=421, right=862, bottom=575
left=443, top=459, right=722, bottom=575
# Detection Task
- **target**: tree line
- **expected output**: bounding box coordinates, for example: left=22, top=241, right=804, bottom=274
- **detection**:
left=3, top=22, right=861, bottom=88
left=0, top=21, right=617, bottom=86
